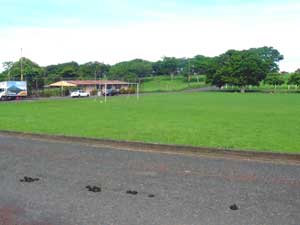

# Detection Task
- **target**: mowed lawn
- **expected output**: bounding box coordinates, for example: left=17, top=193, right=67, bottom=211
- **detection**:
left=0, top=92, right=299, bottom=153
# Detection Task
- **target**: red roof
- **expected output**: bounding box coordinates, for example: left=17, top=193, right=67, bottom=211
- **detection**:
left=67, top=80, right=129, bottom=86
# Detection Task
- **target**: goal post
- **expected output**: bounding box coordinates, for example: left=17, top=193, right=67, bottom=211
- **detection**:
left=136, top=83, right=139, bottom=100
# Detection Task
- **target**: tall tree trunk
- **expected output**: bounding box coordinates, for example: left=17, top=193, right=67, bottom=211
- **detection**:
left=240, top=86, right=246, bottom=93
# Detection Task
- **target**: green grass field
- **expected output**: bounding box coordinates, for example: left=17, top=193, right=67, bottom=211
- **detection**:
left=0, top=92, right=299, bottom=153
left=140, top=75, right=207, bottom=92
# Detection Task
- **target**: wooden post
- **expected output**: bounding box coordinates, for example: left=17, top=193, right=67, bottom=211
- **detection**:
left=105, top=83, right=107, bottom=103
left=137, top=83, right=139, bottom=101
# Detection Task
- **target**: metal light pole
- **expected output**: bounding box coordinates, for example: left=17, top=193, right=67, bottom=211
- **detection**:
left=137, top=83, right=139, bottom=100
left=105, top=83, right=107, bottom=103
left=94, top=70, right=97, bottom=90
left=20, top=48, right=23, bottom=81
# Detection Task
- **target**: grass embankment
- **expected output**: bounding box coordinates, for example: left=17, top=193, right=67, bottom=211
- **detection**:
left=0, top=92, right=299, bottom=153
left=140, top=75, right=207, bottom=92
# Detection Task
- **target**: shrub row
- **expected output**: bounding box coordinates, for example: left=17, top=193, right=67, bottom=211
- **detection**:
left=120, top=87, right=136, bottom=94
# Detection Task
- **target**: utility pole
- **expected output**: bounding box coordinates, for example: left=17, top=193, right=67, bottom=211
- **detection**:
left=104, top=83, right=107, bottom=103
left=94, top=69, right=97, bottom=90
left=137, top=83, right=139, bottom=101
left=20, top=48, right=23, bottom=81
left=188, top=58, right=191, bottom=84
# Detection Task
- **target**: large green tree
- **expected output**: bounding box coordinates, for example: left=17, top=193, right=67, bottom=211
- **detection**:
left=45, top=62, right=80, bottom=83
left=206, top=47, right=284, bottom=92
left=153, top=57, right=181, bottom=79
left=78, top=62, right=110, bottom=79
left=191, top=55, right=212, bottom=75
left=108, top=59, right=152, bottom=82
left=0, top=58, right=44, bottom=91
left=248, top=46, right=284, bottom=72
left=1, top=61, right=14, bottom=80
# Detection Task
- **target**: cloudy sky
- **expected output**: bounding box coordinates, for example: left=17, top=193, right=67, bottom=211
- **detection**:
left=0, top=0, right=299, bottom=71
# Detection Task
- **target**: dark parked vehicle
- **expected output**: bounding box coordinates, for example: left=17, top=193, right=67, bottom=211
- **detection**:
left=102, top=88, right=119, bottom=96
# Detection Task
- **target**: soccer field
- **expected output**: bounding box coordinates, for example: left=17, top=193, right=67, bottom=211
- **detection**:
left=0, top=92, right=299, bottom=153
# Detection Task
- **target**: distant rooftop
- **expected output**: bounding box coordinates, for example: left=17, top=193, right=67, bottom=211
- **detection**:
left=67, top=80, right=129, bottom=85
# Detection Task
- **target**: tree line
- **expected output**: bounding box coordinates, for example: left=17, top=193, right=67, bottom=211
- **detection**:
left=1, top=46, right=300, bottom=92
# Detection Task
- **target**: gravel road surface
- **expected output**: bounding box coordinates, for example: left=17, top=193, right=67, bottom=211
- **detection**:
left=0, top=134, right=299, bottom=225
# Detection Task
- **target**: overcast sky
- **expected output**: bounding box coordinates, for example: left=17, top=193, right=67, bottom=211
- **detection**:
left=0, top=0, right=299, bottom=71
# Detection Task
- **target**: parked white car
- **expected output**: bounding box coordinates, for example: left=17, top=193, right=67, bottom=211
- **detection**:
left=70, top=90, right=90, bottom=98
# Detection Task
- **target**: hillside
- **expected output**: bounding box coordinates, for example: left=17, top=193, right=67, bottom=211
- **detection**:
left=140, top=75, right=207, bottom=92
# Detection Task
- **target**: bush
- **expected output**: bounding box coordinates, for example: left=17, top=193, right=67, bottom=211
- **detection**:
left=37, top=88, right=69, bottom=97
left=119, top=87, right=136, bottom=94
left=128, top=87, right=136, bottom=94
left=90, top=89, right=98, bottom=96
left=120, top=88, right=128, bottom=94
left=288, top=73, right=300, bottom=86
